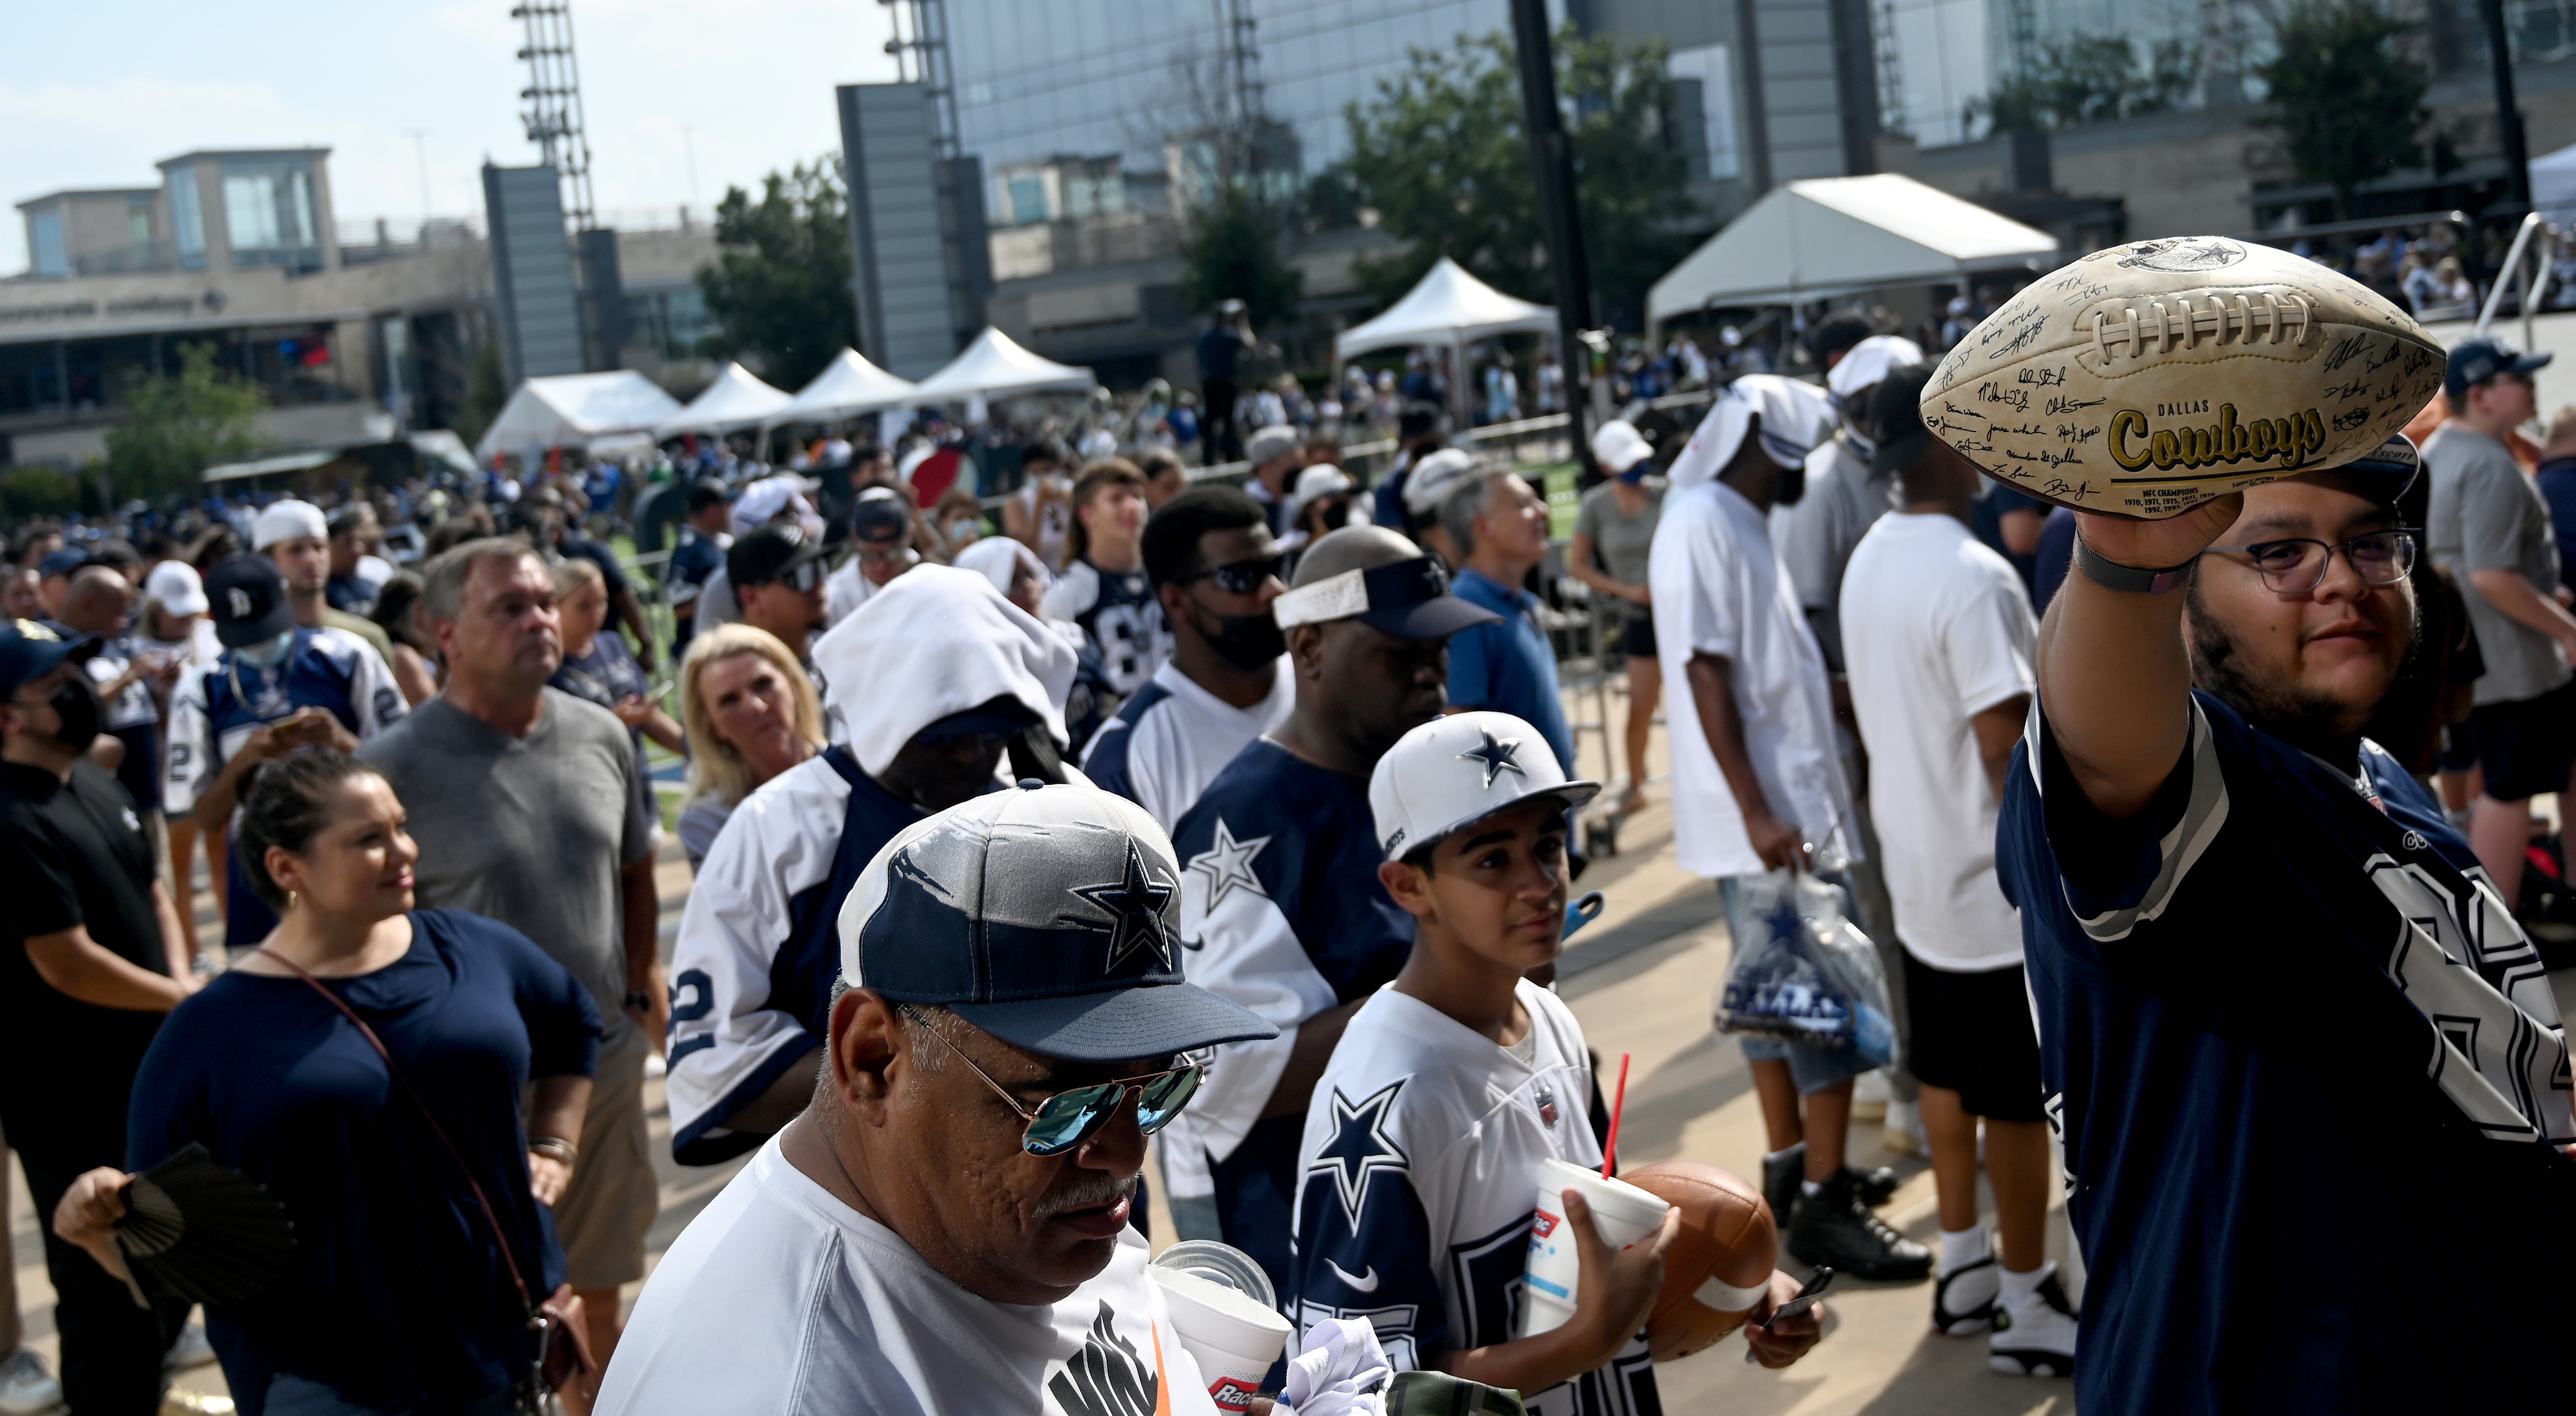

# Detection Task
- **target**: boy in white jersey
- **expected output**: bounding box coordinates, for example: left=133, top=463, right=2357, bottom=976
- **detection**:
left=1291, top=712, right=1823, bottom=1413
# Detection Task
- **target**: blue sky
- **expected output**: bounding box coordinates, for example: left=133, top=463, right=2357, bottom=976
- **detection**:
left=0, top=0, right=901, bottom=272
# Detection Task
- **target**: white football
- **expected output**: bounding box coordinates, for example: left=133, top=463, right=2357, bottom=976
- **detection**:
left=1921, top=236, right=2445, bottom=519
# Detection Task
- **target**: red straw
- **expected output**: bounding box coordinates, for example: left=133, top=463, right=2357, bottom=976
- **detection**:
left=1601, top=1053, right=1632, bottom=1178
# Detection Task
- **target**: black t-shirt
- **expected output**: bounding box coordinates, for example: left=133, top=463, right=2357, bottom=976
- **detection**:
left=0, top=759, right=170, bottom=1120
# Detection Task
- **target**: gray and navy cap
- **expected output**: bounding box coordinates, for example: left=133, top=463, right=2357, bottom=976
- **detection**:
left=836, top=782, right=1278, bottom=1062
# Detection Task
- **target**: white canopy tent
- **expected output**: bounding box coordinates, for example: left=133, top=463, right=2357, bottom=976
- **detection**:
left=906, top=327, right=1096, bottom=404
left=768, top=348, right=921, bottom=426
left=474, top=371, right=685, bottom=462
left=1333, top=257, right=1557, bottom=363
left=654, top=361, right=794, bottom=438
left=2534, top=141, right=2576, bottom=221
left=1648, top=174, right=2060, bottom=331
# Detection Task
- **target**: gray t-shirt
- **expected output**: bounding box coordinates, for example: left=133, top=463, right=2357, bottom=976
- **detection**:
left=359, top=689, right=656, bottom=1039
left=2425, top=423, right=2572, bottom=705
left=1784, top=433, right=1902, bottom=671
left=1574, top=481, right=1663, bottom=594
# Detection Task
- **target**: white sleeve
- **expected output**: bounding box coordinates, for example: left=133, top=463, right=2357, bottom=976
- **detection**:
left=162, top=664, right=214, bottom=817
left=1167, top=825, right=1338, bottom=1179
left=1946, top=573, right=2039, bottom=717
left=1040, top=560, right=1097, bottom=623
left=343, top=637, right=409, bottom=738
left=1650, top=499, right=1743, bottom=661
left=664, top=764, right=847, bottom=1158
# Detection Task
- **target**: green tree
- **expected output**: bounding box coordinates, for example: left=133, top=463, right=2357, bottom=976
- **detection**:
left=1180, top=187, right=1304, bottom=330
left=1343, top=25, right=1698, bottom=328
left=696, top=158, right=858, bottom=390
left=2256, top=0, right=2428, bottom=219
left=103, top=342, right=268, bottom=502
left=1972, top=34, right=2200, bottom=132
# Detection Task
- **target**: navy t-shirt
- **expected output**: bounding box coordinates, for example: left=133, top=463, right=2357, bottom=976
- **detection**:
left=2534, top=455, right=2576, bottom=594
left=127, top=910, right=602, bottom=1416
left=1999, top=691, right=2576, bottom=1413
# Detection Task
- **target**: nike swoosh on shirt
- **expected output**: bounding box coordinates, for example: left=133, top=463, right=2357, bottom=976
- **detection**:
left=1325, top=1259, right=1380, bottom=1292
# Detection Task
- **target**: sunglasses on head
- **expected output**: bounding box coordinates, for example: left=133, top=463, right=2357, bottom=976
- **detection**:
left=904, top=1006, right=1207, bottom=1156
left=1185, top=555, right=1286, bottom=595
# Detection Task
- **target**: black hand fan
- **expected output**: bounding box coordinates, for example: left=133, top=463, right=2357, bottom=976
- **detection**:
left=113, top=1143, right=294, bottom=1308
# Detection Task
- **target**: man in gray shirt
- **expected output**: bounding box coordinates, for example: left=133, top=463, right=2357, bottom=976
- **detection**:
left=2424, top=337, right=2576, bottom=903
left=359, top=537, right=660, bottom=1384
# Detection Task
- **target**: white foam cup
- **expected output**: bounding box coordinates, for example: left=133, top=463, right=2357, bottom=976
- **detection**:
left=1148, top=1266, right=1294, bottom=1413
left=1519, top=1158, right=1674, bottom=1337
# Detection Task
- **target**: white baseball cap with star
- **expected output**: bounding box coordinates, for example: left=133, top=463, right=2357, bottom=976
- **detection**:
left=1367, top=710, right=1601, bottom=861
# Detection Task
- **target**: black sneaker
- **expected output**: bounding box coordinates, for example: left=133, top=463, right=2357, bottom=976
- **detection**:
left=1931, top=1254, right=1998, bottom=1334
left=1787, top=1171, right=1932, bottom=1282
left=1761, top=1149, right=1806, bottom=1224
left=1847, top=1164, right=1899, bottom=1207
left=1990, top=1265, right=2079, bottom=1376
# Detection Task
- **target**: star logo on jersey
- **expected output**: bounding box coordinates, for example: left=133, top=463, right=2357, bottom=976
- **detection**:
left=1071, top=839, right=1176, bottom=975
left=1185, top=820, right=1270, bottom=918
left=1457, top=728, right=1526, bottom=789
left=1309, top=1080, right=1408, bottom=1233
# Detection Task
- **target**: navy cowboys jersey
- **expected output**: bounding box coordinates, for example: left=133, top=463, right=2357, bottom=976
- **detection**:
left=164, top=627, right=405, bottom=817
left=1292, top=981, right=1655, bottom=1415
left=1043, top=560, right=1173, bottom=751
left=1166, top=739, right=1414, bottom=1292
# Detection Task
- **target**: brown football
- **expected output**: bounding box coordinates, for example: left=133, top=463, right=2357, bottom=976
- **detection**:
left=1624, top=1161, right=1779, bottom=1362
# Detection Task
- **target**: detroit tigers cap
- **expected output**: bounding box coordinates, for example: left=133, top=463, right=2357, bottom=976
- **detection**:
left=0, top=620, right=102, bottom=700
left=205, top=555, right=296, bottom=649
left=837, top=783, right=1279, bottom=1062
left=1369, top=710, right=1601, bottom=861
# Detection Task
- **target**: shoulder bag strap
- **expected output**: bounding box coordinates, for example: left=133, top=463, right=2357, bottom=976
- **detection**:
left=252, top=948, right=538, bottom=1314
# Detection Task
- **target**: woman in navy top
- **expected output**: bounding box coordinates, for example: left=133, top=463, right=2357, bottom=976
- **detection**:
left=54, top=752, right=601, bottom=1416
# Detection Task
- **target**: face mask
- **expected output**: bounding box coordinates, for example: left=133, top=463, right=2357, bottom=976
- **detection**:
left=1194, top=601, right=1286, bottom=671
left=1774, top=463, right=1808, bottom=507
left=1616, top=463, right=1650, bottom=485
left=236, top=631, right=295, bottom=668
left=46, top=674, right=101, bottom=749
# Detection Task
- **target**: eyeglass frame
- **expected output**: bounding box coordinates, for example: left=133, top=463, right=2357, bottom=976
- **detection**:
left=1179, top=554, right=1287, bottom=596
left=2197, top=528, right=2420, bottom=595
left=899, top=1004, right=1208, bottom=1156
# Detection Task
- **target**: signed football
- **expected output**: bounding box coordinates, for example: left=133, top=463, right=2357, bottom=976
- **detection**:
left=1624, top=1161, right=1779, bottom=1362
left=1921, top=235, right=2445, bottom=519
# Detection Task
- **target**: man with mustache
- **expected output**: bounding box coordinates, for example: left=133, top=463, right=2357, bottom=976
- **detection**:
left=1081, top=487, right=1293, bottom=832
left=1999, top=432, right=2576, bottom=1408
left=1163, top=526, right=1499, bottom=1293
left=597, top=783, right=1277, bottom=1415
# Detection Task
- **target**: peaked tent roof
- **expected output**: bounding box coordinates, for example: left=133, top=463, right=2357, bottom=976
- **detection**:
left=1335, top=257, right=1557, bottom=362
left=770, top=348, right=921, bottom=425
left=655, top=361, right=796, bottom=438
left=906, top=327, right=1096, bottom=403
left=2533, top=140, right=2576, bottom=219
left=1647, top=174, right=2059, bottom=326
left=474, top=371, right=686, bottom=461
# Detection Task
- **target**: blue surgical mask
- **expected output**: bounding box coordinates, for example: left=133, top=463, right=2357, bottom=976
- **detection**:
left=236, top=631, right=294, bottom=668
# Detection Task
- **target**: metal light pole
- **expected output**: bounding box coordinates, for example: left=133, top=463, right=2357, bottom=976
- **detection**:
left=2479, top=0, right=2533, bottom=211
left=1508, top=0, right=1599, bottom=473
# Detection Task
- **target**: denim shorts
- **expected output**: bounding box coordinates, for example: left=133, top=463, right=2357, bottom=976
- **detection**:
left=1719, top=871, right=1876, bottom=1096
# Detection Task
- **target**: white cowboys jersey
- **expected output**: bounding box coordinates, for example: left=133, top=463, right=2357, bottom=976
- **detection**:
left=164, top=627, right=406, bottom=816
left=1290, top=981, right=1659, bottom=1416
left=1043, top=560, right=1174, bottom=702
left=1081, top=658, right=1293, bottom=832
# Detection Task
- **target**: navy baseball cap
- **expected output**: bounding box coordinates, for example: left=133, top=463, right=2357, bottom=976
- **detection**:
left=1270, top=554, right=1501, bottom=640
left=837, top=783, right=1278, bottom=1062
left=2445, top=337, right=2551, bottom=400
left=0, top=620, right=101, bottom=699
left=38, top=547, right=90, bottom=580
left=850, top=486, right=911, bottom=543
left=727, top=522, right=826, bottom=588
left=205, top=555, right=296, bottom=649
left=2333, top=433, right=2421, bottom=506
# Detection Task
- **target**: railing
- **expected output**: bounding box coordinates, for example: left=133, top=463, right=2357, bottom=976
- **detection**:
left=2477, top=210, right=2560, bottom=349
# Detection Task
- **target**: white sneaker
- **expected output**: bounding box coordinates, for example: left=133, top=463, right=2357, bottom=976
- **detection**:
left=1990, top=1264, right=2080, bottom=1377
left=165, top=1318, right=216, bottom=1372
left=1851, top=1068, right=1892, bottom=1121
left=0, top=1347, right=61, bottom=1416
left=1882, top=1097, right=1924, bottom=1155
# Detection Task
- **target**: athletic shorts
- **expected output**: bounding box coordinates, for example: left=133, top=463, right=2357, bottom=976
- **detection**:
left=2469, top=678, right=2576, bottom=802
left=1621, top=611, right=1658, bottom=661
left=543, top=1024, right=660, bottom=1290
left=1901, top=952, right=2045, bottom=1123
left=2438, top=720, right=2479, bottom=774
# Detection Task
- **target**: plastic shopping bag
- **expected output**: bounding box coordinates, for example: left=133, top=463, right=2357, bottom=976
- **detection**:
left=1714, top=869, right=1896, bottom=1066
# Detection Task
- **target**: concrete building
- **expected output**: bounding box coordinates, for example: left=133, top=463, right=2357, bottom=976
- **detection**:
left=3, top=148, right=718, bottom=472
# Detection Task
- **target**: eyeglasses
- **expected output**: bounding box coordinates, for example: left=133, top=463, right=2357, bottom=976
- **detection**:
left=2200, top=529, right=2418, bottom=594
left=1184, top=555, right=1286, bottom=595
left=905, top=1008, right=1207, bottom=1156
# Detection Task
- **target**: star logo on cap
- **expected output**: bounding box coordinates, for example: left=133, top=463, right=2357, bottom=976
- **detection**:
left=1072, top=839, right=1176, bottom=974
left=1309, top=1080, right=1408, bottom=1232
left=1457, top=728, right=1526, bottom=789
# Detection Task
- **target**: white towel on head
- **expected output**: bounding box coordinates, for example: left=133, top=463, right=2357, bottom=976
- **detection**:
left=811, top=564, right=1077, bottom=778
left=1665, top=374, right=1835, bottom=491
left=953, top=536, right=1043, bottom=597
left=1825, top=334, right=1926, bottom=399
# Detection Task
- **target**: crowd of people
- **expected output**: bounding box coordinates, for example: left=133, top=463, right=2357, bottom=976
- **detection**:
left=9, top=260, right=2576, bottom=1416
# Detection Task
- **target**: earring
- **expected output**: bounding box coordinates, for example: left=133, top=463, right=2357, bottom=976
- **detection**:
left=287, top=890, right=299, bottom=912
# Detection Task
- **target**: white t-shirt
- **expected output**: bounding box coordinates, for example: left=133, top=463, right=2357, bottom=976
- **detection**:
left=1840, top=513, right=2036, bottom=970
left=1080, top=658, right=1293, bottom=831
left=824, top=557, right=877, bottom=628
left=1647, top=479, right=1858, bottom=879
left=597, top=1137, right=1222, bottom=1416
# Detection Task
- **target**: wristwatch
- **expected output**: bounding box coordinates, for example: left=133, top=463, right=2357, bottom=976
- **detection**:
left=2072, top=535, right=2194, bottom=595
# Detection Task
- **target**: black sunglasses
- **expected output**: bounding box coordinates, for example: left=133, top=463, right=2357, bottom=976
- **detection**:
left=1184, top=555, right=1286, bottom=595
left=746, top=560, right=823, bottom=593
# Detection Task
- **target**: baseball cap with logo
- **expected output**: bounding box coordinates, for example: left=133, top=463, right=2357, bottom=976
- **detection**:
left=1589, top=419, right=1657, bottom=476
left=205, top=556, right=296, bottom=649
left=727, top=522, right=826, bottom=590
left=145, top=560, right=211, bottom=618
left=1368, top=710, right=1601, bottom=861
left=849, top=486, right=912, bottom=544
left=836, top=782, right=1279, bottom=1062
left=0, top=620, right=102, bottom=700
left=2335, top=432, right=2422, bottom=506
left=2445, top=336, right=2552, bottom=401
left=252, top=499, right=330, bottom=552
left=1271, top=551, right=1499, bottom=639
